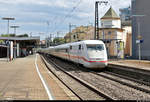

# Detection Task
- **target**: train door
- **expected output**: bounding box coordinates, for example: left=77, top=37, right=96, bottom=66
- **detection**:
left=78, top=44, right=83, bottom=64
left=65, top=48, right=69, bottom=60
left=68, top=45, right=72, bottom=61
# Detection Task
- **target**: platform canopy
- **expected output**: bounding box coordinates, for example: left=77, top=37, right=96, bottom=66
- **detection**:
left=0, top=36, right=40, bottom=41
left=0, top=36, right=40, bottom=48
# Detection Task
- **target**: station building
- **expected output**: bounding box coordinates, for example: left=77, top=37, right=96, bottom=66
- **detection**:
left=0, top=36, right=40, bottom=60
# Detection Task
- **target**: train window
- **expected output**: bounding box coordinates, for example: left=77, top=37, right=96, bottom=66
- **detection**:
left=79, top=45, right=81, bottom=50
left=66, top=49, right=68, bottom=52
left=55, top=49, right=59, bottom=52
left=86, top=44, right=104, bottom=51
left=73, top=35, right=76, bottom=39
left=70, top=46, right=72, bottom=50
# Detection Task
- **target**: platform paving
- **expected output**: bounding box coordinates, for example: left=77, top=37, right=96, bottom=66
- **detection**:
left=108, top=59, right=150, bottom=71
left=0, top=54, right=76, bottom=100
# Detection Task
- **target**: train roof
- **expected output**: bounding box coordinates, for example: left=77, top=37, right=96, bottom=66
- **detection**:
left=54, top=40, right=104, bottom=49
left=66, top=40, right=104, bottom=45
left=79, top=40, right=104, bottom=44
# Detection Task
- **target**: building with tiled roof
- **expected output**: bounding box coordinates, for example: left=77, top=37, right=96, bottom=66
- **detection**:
left=101, top=7, right=121, bottom=29
left=101, top=7, right=120, bottom=20
left=63, top=7, right=132, bottom=58
left=100, top=7, right=127, bottom=58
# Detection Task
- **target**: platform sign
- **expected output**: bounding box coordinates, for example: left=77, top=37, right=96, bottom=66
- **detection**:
left=140, top=39, right=144, bottom=43
left=136, top=40, right=140, bottom=44
left=136, top=40, right=144, bottom=44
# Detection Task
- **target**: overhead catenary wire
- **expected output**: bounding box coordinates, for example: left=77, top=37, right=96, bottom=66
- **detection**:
left=51, top=0, right=82, bottom=34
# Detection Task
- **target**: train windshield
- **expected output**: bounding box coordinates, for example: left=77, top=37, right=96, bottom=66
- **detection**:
left=86, top=44, right=104, bottom=51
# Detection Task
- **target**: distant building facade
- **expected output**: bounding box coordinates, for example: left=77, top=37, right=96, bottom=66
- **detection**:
left=119, top=6, right=131, bottom=24
left=132, top=0, right=150, bottom=60
left=64, top=26, right=93, bottom=43
left=120, top=6, right=132, bottom=57
left=64, top=7, right=132, bottom=59
left=122, top=26, right=132, bottom=57
left=100, top=7, right=126, bottom=58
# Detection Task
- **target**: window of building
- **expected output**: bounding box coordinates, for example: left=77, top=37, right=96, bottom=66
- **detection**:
left=73, top=35, right=76, bottom=39
left=108, top=31, right=111, bottom=35
left=77, top=34, right=79, bottom=39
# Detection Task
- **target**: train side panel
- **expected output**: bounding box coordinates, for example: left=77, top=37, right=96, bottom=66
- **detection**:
left=39, top=40, right=108, bottom=69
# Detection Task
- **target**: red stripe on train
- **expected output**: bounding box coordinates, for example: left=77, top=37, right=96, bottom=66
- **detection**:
left=57, top=53, right=107, bottom=63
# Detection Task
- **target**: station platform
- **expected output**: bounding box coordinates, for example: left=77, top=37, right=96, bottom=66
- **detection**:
left=0, top=54, right=77, bottom=100
left=108, top=59, right=150, bottom=71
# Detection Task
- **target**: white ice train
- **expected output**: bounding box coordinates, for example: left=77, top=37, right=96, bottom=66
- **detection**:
left=40, top=40, right=108, bottom=68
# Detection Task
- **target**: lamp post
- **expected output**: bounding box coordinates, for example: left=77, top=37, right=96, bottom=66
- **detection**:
left=2, top=17, right=15, bottom=34
left=10, top=26, right=19, bottom=35
left=132, top=15, right=145, bottom=60
left=2, top=17, right=15, bottom=62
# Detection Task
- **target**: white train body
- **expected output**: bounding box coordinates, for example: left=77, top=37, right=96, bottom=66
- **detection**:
left=40, top=40, right=108, bottom=68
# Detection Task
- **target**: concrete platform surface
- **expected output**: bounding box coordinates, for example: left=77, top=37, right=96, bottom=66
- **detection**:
left=0, top=54, right=75, bottom=100
left=109, top=59, right=150, bottom=71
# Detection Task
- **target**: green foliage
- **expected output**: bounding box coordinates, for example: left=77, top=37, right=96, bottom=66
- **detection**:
left=16, top=34, right=28, bottom=37
left=0, top=34, right=29, bottom=37
left=0, top=40, right=4, bottom=43
left=1, top=34, right=16, bottom=37
left=0, top=34, right=15, bottom=43
left=0, top=34, right=29, bottom=43
left=53, top=37, right=65, bottom=44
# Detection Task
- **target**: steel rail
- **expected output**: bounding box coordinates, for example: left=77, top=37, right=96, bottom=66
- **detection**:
left=104, top=71, right=150, bottom=86
left=40, top=54, right=82, bottom=100
left=94, top=72, right=150, bottom=94
left=41, top=54, right=114, bottom=100
left=74, top=64, right=150, bottom=95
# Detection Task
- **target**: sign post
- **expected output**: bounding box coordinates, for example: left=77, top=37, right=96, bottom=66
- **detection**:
left=136, top=35, right=143, bottom=60
left=132, top=14, right=146, bottom=60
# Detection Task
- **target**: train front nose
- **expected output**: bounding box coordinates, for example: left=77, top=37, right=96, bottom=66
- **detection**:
left=86, top=44, right=108, bottom=68
left=91, top=61, right=108, bottom=68
left=86, top=59, right=108, bottom=68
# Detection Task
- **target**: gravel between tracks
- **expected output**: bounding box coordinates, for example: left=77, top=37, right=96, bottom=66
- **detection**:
left=43, top=55, right=106, bottom=100
left=44, top=55, right=150, bottom=100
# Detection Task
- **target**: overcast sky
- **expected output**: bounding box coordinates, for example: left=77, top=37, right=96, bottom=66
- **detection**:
left=0, top=0, right=131, bottom=40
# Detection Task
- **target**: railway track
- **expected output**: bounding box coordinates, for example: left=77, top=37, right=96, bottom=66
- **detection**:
left=93, top=72, right=150, bottom=94
left=71, top=64, right=150, bottom=96
left=41, top=54, right=114, bottom=100
left=41, top=54, right=150, bottom=100
left=108, top=64, right=150, bottom=84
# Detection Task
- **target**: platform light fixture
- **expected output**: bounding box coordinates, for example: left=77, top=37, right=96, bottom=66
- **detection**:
left=2, top=17, right=15, bottom=34
left=10, top=25, right=20, bottom=35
